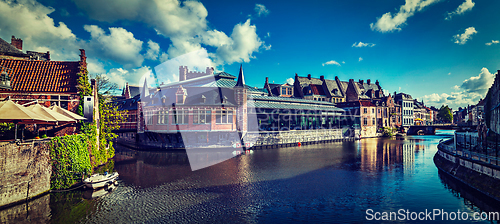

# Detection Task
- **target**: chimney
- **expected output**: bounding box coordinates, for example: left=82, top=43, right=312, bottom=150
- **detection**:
left=265, top=77, right=269, bottom=84
left=179, top=66, right=187, bottom=81
left=206, top=67, right=214, bottom=76
left=320, top=75, right=324, bottom=81
left=359, top=79, right=364, bottom=85
left=11, top=36, right=22, bottom=50
left=367, top=79, right=371, bottom=85
left=46, top=51, right=50, bottom=61
left=308, top=74, right=312, bottom=80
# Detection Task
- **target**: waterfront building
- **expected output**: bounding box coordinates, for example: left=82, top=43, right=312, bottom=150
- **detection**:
left=0, top=36, right=86, bottom=136
left=394, top=92, right=414, bottom=127
left=117, top=65, right=357, bottom=147
left=336, top=100, right=377, bottom=137
left=485, top=70, right=500, bottom=134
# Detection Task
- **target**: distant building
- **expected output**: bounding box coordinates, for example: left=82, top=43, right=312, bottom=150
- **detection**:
left=293, top=74, right=346, bottom=103
left=394, top=92, right=414, bottom=127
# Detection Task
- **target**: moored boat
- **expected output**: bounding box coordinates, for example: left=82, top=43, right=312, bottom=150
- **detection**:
left=83, top=172, right=119, bottom=189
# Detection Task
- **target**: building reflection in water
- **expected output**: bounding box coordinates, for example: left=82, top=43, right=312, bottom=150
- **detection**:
left=358, top=137, right=425, bottom=175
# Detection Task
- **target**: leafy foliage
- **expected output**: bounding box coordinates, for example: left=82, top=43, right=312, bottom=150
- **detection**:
left=48, top=64, right=123, bottom=189
left=438, top=105, right=453, bottom=123
left=49, top=135, right=92, bottom=189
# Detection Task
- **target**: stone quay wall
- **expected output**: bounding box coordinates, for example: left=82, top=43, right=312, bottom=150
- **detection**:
left=115, top=128, right=360, bottom=150
left=0, top=140, right=52, bottom=208
left=435, top=142, right=500, bottom=202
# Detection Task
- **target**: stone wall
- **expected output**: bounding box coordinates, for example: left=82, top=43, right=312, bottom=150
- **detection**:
left=0, top=140, right=52, bottom=208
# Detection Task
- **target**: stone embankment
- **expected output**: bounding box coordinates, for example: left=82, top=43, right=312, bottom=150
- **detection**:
left=435, top=140, right=500, bottom=202
left=0, top=140, right=51, bottom=208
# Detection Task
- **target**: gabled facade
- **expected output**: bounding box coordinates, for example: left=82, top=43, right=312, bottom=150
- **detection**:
left=395, top=92, right=414, bottom=127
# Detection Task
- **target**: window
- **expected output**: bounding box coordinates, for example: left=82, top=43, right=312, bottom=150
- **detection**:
left=364, top=108, right=367, bottom=114
left=372, top=108, right=375, bottom=113
left=372, top=118, right=375, bottom=125
left=193, top=109, right=211, bottom=124
left=281, top=87, right=287, bottom=95
left=146, top=111, right=153, bottom=125
left=156, top=110, right=168, bottom=124
left=287, top=87, right=293, bottom=95
left=363, top=117, right=368, bottom=125
left=216, top=110, right=233, bottom=124
left=172, top=109, right=189, bottom=124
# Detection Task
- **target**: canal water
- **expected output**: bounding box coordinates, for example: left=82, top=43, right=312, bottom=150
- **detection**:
left=2, top=130, right=500, bottom=223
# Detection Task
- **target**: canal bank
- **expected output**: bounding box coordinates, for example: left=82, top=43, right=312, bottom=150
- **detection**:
left=3, top=130, right=498, bottom=223
left=0, top=140, right=51, bottom=209
left=435, top=137, right=500, bottom=203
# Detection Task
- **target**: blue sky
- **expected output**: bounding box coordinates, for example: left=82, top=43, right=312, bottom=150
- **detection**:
left=0, top=0, right=499, bottom=110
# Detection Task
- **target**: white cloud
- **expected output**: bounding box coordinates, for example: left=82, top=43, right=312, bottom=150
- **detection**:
left=73, top=0, right=265, bottom=66
left=286, top=78, right=294, bottom=85
left=254, top=4, right=270, bottom=17
left=453, top=27, right=477, bottom=45
left=422, top=68, right=497, bottom=109
left=359, top=57, right=363, bottom=62
left=145, top=40, right=160, bottom=60
left=322, top=60, right=341, bottom=66
left=263, top=44, right=272, bottom=50
left=105, top=66, right=151, bottom=86
left=461, top=67, right=495, bottom=94
left=84, top=25, right=144, bottom=68
left=0, top=0, right=80, bottom=61
left=485, top=40, right=499, bottom=46
left=448, top=72, right=451, bottom=75
left=352, top=42, right=375, bottom=48
left=87, top=58, right=106, bottom=74
left=370, top=0, right=440, bottom=32
left=446, top=0, right=475, bottom=20
left=342, top=61, right=345, bottom=64
left=213, top=19, right=263, bottom=64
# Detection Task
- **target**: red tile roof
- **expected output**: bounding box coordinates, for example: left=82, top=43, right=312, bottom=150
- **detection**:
left=0, top=59, right=80, bottom=93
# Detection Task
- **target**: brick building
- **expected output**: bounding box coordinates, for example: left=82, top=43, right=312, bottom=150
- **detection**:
left=0, top=36, right=86, bottom=136
left=336, top=100, right=377, bottom=137
left=485, top=70, right=500, bottom=134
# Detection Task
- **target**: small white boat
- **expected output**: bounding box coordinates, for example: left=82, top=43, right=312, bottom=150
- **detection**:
left=83, top=172, right=119, bottom=189
left=83, top=180, right=118, bottom=199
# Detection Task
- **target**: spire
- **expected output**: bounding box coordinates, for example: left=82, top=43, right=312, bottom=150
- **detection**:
left=235, top=64, right=245, bottom=87
left=141, top=78, right=149, bottom=98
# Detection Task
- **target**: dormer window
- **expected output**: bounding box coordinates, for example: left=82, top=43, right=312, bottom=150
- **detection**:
left=201, top=95, right=206, bottom=104
left=0, top=71, right=11, bottom=89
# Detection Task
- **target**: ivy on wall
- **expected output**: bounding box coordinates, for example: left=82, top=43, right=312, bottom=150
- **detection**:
left=49, top=135, right=92, bottom=190
left=49, top=62, right=123, bottom=189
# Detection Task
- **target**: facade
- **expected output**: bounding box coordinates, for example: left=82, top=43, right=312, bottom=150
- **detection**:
left=117, top=65, right=359, bottom=147
left=0, top=36, right=86, bottom=136
left=336, top=100, right=377, bottom=137
left=394, top=92, right=414, bottom=127
left=485, top=70, right=500, bottom=134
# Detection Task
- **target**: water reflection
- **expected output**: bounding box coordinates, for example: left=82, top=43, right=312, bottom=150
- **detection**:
left=1, top=130, right=499, bottom=223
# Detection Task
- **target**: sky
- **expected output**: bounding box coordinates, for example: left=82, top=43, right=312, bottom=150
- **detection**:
left=0, top=0, right=499, bottom=110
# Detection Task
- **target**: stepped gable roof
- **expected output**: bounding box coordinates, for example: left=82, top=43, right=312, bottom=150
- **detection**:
left=0, top=58, right=80, bottom=93
left=0, top=37, right=27, bottom=57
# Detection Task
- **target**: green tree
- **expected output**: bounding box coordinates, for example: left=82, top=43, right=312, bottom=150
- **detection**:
left=438, top=105, right=453, bottom=123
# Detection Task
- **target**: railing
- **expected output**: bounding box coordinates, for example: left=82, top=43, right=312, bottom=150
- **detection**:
left=448, top=132, right=500, bottom=166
